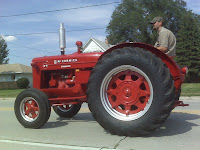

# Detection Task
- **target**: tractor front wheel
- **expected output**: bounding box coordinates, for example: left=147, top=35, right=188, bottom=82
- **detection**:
left=14, top=88, right=51, bottom=128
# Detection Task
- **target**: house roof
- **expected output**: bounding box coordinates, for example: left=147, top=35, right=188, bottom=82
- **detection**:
left=83, top=37, right=114, bottom=52
left=0, top=64, right=32, bottom=74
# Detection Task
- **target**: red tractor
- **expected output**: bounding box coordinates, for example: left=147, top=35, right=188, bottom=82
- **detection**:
left=14, top=23, right=188, bottom=136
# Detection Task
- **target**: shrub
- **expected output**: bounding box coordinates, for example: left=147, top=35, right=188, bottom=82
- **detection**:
left=16, top=77, right=29, bottom=89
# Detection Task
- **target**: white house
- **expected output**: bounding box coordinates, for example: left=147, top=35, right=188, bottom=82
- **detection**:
left=82, top=37, right=114, bottom=53
left=0, top=64, right=32, bottom=88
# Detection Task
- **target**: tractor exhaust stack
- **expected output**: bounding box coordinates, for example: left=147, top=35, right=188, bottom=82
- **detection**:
left=59, top=23, right=66, bottom=55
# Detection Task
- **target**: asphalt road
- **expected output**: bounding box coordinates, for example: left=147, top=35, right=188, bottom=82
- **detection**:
left=0, top=97, right=200, bottom=150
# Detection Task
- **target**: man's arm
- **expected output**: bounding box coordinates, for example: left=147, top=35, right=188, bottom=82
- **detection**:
left=156, top=30, right=169, bottom=53
left=156, top=46, right=168, bottom=53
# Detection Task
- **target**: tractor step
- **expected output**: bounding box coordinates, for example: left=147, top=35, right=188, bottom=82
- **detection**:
left=174, top=101, right=189, bottom=107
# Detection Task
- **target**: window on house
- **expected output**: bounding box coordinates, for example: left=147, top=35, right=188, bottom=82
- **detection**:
left=11, top=74, right=16, bottom=80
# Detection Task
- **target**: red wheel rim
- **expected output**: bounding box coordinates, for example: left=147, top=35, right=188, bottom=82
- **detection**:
left=20, top=97, right=39, bottom=122
left=100, top=65, right=153, bottom=121
left=107, top=70, right=150, bottom=115
left=58, top=105, right=72, bottom=112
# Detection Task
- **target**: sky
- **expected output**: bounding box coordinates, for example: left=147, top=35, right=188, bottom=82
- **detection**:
left=0, top=0, right=199, bottom=66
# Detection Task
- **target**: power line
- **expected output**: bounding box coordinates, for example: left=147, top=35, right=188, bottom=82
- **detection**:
left=66, top=27, right=106, bottom=32
left=9, top=54, right=32, bottom=60
left=3, top=27, right=106, bottom=36
left=3, top=31, right=57, bottom=36
left=0, top=2, right=120, bottom=18
left=8, top=42, right=57, bottom=54
left=4, top=27, right=107, bottom=54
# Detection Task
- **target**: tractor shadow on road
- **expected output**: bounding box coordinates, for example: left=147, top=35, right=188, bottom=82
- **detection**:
left=42, top=121, right=69, bottom=129
left=149, top=112, right=200, bottom=137
left=42, top=112, right=95, bottom=129
left=42, top=112, right=200, bottom=137
left=57, top=112, right=95, bottom=122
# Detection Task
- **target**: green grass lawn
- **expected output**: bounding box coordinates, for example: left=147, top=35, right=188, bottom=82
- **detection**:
left=0, top=83, right=200, bottom=98
left=0, top=89, right=24, bottom=98
left=181, top=83, right=200, bottom=96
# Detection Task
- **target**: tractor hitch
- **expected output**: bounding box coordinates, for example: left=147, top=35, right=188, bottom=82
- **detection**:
left=174, top=101, right=189, bottom=107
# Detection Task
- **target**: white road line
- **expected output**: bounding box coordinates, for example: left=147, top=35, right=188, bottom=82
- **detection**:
left=0, top=139, right=115, bottom=150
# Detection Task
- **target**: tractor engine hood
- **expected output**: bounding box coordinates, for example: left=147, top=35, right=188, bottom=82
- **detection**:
left=31, top=52, right=102, bottom=71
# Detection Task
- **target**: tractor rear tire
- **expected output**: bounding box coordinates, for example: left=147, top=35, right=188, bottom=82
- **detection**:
left=14, top=88, right=51, bottom=128
left=87, top=47, right=175, bottom=136
left=53, top=104, right=81, bottom=118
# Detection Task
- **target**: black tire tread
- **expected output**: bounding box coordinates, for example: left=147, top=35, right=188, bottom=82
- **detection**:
left=87, top=47, right=175, bottom=136
left=14, top=88, right=51, bottom=128
left=53, top=104, right=81, bottom=118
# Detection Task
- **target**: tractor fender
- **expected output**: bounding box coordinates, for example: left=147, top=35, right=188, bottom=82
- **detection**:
left=99, top=42, right=183, bottom=92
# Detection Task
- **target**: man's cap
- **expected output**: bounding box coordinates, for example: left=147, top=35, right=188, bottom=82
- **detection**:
left=150, top=17, right=164, bottom=24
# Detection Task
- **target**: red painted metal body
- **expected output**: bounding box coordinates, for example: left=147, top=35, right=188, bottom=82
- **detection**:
left=31, top=52, right=102, bottom=105
left=31, top=42, right=187, bottom=106
left=100, top=42, right=187, bottom=94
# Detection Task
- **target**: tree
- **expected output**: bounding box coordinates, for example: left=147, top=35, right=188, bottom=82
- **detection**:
left=176, top=12, right=200, bottom=82
left=16, top=77, right=30, bottom=89
left=0, top=36, right=9, bottom=64
left=107, top=0, right=200, bottom=83
left=106, top=0, right=187, bottom=45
